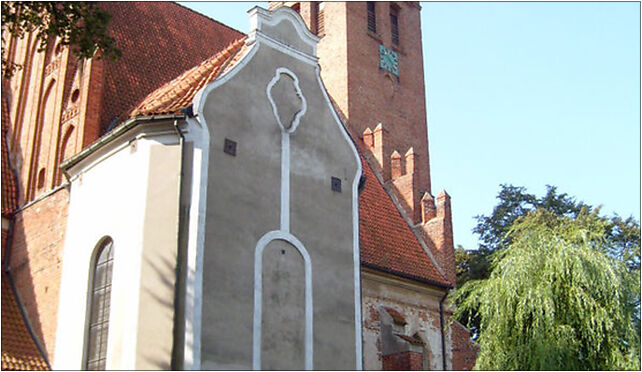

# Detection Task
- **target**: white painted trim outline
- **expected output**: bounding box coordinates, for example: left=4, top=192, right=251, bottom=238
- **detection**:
left=247, top=6, right=320, bottom=51
left=266, top=67, right=307, bottom=134
left=315, top=66, right=364, bottom=369
left=181, top=116, right=211, bottom=370
left=252, top=231, right=313, bottom=370
left=253, top=68, right=313, bottom=369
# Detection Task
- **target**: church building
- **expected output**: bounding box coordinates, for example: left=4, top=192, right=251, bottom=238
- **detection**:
left=1, top=2, right=477, bottom=370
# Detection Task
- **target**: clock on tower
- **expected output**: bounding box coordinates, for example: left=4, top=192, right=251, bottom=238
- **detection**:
left=378, top=44, right=399, bottom=76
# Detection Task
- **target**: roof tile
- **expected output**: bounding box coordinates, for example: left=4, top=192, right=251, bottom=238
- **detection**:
left=1, top=273, right=49, bottom=370
left=96, top=2, right=245, bottom=131
left=130, top=37, right=247, bottom=117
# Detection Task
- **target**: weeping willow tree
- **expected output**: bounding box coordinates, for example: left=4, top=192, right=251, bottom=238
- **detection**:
left=453, top=209, right=640, bottom=370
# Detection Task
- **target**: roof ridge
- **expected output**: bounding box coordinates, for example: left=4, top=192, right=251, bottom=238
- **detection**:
left=172, top=2, right=247, bottom=37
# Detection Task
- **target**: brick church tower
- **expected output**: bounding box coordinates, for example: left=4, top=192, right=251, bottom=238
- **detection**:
left=270, top=1, right=456, bottom=284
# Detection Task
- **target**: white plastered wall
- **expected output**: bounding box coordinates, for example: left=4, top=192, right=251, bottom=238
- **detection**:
left=53, top=129, right=181, bottom=370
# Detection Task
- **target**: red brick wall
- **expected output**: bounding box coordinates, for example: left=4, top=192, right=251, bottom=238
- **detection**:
left=341, top=2, right=431, bottom=196
left=451, top=320, right=479, bottom=370
left=382, top=351, right=423, bottom=370
left=8, top=188, right=69, bottom=363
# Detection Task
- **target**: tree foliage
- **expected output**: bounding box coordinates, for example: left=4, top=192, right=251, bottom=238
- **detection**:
left=453, top=209, right=641, bottom=370
left=2, top=2, right=121, bottom=78
left=458, top=184, right=640, bottom=286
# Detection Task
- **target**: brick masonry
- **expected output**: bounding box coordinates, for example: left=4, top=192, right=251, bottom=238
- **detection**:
left=451, top=321, right=479, bottom=370
left=382, top=351, right=424, bottom=370
left=8, top=187, right=69, bottom=361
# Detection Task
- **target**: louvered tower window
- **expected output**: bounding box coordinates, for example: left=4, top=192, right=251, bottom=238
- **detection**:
left=367, top=2, right=376, bottom=33
left=85, top=238, right=114, bottom=370
left=315, top=2, right=325, bottom=37
left=390, top=5, right=400, bottom=45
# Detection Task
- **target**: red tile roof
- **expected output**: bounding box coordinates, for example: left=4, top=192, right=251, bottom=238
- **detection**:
left=97, top=2, right=245, bottom=131
left=1, top=273, right=49, bottom=370
left=130, top=37, right=247, bottom=117
left=2, top=95, right=18, bottom=217
left=125, top=38, right=449, bottom=287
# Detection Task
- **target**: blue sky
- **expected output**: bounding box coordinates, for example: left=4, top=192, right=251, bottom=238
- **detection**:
left=180, top=2, right=640, bottom=250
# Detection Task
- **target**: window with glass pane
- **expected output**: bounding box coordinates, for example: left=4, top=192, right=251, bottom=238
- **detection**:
left=85, top=238, right=114, bottom=370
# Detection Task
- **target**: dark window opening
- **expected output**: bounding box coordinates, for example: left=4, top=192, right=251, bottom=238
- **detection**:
left=291, top=2, right=300, bottom=14
left=367, top=2, right=377, bottom=33
left=390, top=5, right=400, bottom=46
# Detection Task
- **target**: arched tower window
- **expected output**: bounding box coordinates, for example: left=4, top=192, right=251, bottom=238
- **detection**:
left=84, top=238, right=114, bottom=370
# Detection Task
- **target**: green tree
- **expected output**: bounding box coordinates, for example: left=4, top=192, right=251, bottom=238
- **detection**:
left=474, top=184, right=585, bottom=254
left=457, top=184, right=640, bottom=341
left=2, top=2, right=121, bottom=78
left=461, top=184, right=640, bottom=285
left=455, top=244, right=489, bottom=287
left=453, top=209, right=641, bottom=370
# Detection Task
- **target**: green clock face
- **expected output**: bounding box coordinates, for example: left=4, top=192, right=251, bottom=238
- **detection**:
left=379, top=44, right=399, bottom=76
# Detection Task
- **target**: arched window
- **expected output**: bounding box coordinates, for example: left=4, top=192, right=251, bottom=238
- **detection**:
left=84, top=238, right=114, bottom=370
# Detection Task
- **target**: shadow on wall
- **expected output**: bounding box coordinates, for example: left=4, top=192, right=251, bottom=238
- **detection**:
left=139, top=252, right=177, bottom=370
left=4, top=145, right=69, bottom=365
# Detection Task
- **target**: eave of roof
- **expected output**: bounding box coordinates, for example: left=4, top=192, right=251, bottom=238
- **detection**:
left=60, top=113, right=186, bottom=173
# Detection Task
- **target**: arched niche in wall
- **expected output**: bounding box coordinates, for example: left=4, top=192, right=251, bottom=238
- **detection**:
left=260, top=239, right=305, bottom=370
left=29, top=77, right=56, bottom=198
left=55, top=123, right=75, bottom=185
left=253, top=231, right=313, bottom=370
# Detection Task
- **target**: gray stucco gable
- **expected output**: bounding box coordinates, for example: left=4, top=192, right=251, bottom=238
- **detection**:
left=190, top=6, right=363, bottom=370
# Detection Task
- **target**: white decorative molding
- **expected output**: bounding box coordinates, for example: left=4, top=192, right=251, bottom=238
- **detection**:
left=249, top=32, right=319, bottom=66
left=253, top=67, right=312, bottom=369
left=193, top=43, right=259, bottom=118
left=315, top=66, right=364, bottom=370
left=247, top=6, right=320, bottom=51
left=252, top=231, right=313, bottom=370
left=266, top=67, right=307, bottom=134
left=181, top=116, right=211, bottom=370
